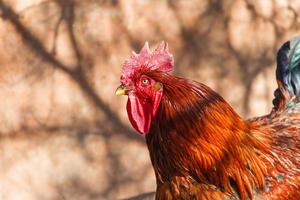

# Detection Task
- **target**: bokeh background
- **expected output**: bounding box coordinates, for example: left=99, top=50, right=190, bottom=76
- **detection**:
left=0, top=0, right=299, bottom=199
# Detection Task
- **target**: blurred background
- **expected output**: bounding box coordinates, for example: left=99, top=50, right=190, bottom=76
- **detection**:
left=0, top=0, right=299, bottom=199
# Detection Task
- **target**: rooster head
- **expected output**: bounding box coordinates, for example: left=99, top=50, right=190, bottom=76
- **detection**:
left=116, top=41, right=173, bottom=134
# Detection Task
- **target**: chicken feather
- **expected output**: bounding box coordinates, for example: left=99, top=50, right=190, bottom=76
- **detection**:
left=117, top=37, right=300, bottom=199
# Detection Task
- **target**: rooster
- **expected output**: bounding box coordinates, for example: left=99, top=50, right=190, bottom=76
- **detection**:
left=116, top=38, right=300, bottom=200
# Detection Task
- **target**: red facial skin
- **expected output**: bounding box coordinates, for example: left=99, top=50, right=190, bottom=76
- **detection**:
left=119, top=41, right=172, bottom=134
left=123, top=75, right=163, bottom=134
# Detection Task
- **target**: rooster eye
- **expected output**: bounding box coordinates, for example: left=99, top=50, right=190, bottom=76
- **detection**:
left=141, top=78, right=150, bottom=86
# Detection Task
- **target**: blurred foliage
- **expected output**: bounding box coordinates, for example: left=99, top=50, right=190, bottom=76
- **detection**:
left=0, top=0, right=299, bottom=199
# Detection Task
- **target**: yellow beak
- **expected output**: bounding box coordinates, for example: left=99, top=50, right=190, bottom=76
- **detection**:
left=115, top=85, right=132, bottom=96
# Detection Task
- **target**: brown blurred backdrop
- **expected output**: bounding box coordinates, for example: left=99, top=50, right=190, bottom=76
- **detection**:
left=0, top=0, right=299, bottom=199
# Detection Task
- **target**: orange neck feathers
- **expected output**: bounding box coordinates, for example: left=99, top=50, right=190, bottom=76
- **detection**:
left=145, top=72, right=271, bottom=199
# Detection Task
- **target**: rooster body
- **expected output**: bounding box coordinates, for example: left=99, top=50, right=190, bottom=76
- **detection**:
left=116, top=38, right=300, bottom=199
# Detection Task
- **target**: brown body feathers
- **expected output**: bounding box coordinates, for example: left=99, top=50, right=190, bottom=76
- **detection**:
left=118, top=39, right=300, bottom=199
left=145, top=72, right=300, bottom=200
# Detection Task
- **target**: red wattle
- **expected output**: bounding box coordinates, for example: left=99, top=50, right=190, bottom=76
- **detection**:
left=126, top=94, right=152, bottom=134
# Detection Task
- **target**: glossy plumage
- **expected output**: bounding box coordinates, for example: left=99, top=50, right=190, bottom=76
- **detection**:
left=117, top=38, right=300, bottom=200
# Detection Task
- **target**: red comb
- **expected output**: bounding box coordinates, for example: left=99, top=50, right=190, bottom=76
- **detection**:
left=121, top=41, right=173, bottom=83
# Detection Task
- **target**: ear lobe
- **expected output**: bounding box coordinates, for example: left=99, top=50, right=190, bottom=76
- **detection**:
left=152, top=82, right=163, bottom=92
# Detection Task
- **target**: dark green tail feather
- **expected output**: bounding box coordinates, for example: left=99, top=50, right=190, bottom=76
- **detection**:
left=273, top=36, right=300, bottom=109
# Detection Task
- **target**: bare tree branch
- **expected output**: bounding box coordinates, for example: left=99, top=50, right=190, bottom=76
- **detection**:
left=0, top=0, right=143, bottom=143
